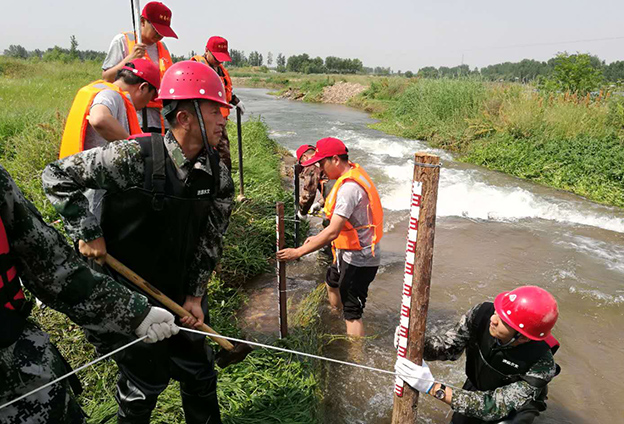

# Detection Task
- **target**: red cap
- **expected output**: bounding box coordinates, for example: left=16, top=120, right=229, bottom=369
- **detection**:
left=302, top=138, right=348, bottom=166
left=206, top=36, right=231, bottom=62
left=142, top=2, right=177, bottom=39
left=123, top=59, right=161, bottom=90
left=296, top=145, right=316, bottom=162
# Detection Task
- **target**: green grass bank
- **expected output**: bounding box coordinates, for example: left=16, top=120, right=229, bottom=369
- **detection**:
left=1, top=57, right=324, bottom=423
left=234, top=69, right=624, bottom=208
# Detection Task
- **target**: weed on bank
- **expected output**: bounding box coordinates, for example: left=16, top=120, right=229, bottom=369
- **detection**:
left=1, top=57, right=323, bottom=423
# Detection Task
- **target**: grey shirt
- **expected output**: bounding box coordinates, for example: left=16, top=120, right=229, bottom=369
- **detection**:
left=334, top=181, right=381, bottom=267
left=102, top=33, right=166, bottom=130
left=84, top=87, right=130, bottom=221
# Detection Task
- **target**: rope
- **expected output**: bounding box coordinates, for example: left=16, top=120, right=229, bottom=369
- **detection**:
left=0, top=336, right=148, bottom=411
left=178, top=327, right=463, bottom=391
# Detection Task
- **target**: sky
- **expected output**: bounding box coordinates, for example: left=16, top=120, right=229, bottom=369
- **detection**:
left=2, top=0, right=623, bottom=71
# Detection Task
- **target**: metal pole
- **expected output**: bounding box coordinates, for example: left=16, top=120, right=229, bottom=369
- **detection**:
left=236, top=107, right=245, bottom=201
left=132, top=0, right=142, bottom=44
left=392, top=153, right=441, bottom=423
left=293, top=164, right=301, bottom=247
left=276, top=202, right=288, bottom=338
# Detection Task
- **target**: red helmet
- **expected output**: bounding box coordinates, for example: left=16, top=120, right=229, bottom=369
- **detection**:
left=123, top=59, right=161, bottom=90
left=296, top=144, right=315, bottom=162
left=158, top=60, right=231, bottom=108
left=494, top=286, right=558, bottom=341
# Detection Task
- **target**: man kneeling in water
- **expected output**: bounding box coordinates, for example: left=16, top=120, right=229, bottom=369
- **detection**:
left=395, top=286, right=560, bottom=424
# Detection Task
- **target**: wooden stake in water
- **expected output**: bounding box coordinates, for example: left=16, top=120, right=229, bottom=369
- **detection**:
left=294, top=164, right=302, bottom=247
left=391, top=153, right=440, bottom=423
left=276, top=202, right=288, bottom=338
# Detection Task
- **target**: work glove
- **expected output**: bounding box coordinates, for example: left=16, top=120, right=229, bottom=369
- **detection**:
left=297, top=211, right=308, bottom=221
left=135, top=307, right=179, bottom=343
left=235, top=100, right=246, bottom=115
left=395, top=357, right=435, bottom=394
left=310, top=202, right=322, bottom=215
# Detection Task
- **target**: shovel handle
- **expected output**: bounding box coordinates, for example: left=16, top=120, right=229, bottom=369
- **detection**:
left=105, top=254, right=235, bottom=351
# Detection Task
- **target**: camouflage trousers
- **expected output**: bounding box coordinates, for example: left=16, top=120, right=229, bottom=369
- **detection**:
left=217, top=126, right=232, bottom=172
left=0, top=321, right=85, bottom=424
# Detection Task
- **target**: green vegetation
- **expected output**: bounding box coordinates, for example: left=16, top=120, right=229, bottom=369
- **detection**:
left=357, top=78, right=624, bottom=207
left=1, top=56, right=324, bottom=423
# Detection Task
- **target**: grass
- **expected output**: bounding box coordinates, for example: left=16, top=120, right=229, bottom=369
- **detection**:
left=2, top=57, right=324, bottom=423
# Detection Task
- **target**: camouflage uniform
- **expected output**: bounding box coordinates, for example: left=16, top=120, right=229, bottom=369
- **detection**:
left=299, top=165, right=328, bottom=215
left=424, top=304, right=558, bottom=423
left=42, top=132, right=234, bottom=423
left=217, top=126, right=232, bottom=171
left=0, top=165, right=150, bottom=423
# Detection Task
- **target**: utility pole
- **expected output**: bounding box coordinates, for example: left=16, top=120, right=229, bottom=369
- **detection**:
left=392, top=153, right=441, bottom=423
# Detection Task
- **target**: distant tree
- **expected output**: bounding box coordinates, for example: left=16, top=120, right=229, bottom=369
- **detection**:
left=276, top=53, right=286, bottom=71
left=69, top=35, right=79, bottom=60
left=3, top=45, right=28, bottom=59
left=373, top=66, right=391, bottom=75
left=404, top=70, right=414, bottom=78
left=248, top=51, right=263, bottom=66
left=325, top=56, right=363, bottom=74
left=604, top=61, right=624, bottom=82
left=267, top=51, right=273, bottom=66
left=540, top=52, right=604, bottom=95
left=229, top=49, right=248, bottom=67
left=417, top=67, right=438, bottom=78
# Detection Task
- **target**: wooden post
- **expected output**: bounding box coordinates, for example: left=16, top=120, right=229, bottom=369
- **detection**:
left=276, top=202, right=288, bottom=338
left=236, top=107, right=245, bottom=201
left=391, top=153, right=441, bottom=423
left=293, top=164, right=301, bottom=247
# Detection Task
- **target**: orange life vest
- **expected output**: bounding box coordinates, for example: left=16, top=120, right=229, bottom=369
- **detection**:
left=0, top=216, right=24, bottom=311
left=324, top=162, right=383, bottom=254
left=191, top=55, right=232, bottom=118
left=124, top=32, right=171, bottom=132
left=59, top=81, right=142, bottom=159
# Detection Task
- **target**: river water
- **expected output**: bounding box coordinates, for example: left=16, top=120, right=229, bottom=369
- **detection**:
left=237, top=88, right=624, bottom=423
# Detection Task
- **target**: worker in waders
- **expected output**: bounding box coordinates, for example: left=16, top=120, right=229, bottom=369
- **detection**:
left=395, top=286, right=561, bottom=424
left=43, top=60, right=234, bottom=424
left=0, top=165, right=178, bottom=423
left=59, top=58, right=160, bottom=221
left=277, top=138, right=383, bottom=336
left=102, top=1, right=177, bottom=133
left=191, top=36, right=245, bottom=171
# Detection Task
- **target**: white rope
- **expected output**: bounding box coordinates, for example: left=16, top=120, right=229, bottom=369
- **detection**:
left=0, top=335, right=148, bottom=411
left=179, top=327, right=463, bottom=391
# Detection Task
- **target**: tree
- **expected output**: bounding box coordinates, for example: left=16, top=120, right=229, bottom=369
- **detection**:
left=540, top=52, right=604, bottom=95
left=267, top=52, right=273, bottom=66
left=276, top=53, right=286, bottom=72
left=417, top=67, right=438, bottom=78
left=604, top=61, right=624, bottom=82
left=69, top=35, right=79, bottom=60
left=229, top=49, right=248, bottom=67
left=404, top=70, right=414, bottom=78
left=3, top=45, right=28, bottom=59
left=248, top=51, right=263, bottom=66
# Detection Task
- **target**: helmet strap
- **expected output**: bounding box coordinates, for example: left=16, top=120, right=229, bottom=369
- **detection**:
left=192, top=100, right=220, bottom=195
left=497, top=331, right=521, bottom=348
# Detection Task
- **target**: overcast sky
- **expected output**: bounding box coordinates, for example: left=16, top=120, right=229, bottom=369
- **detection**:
left=2, top=0, right=623, bottom=71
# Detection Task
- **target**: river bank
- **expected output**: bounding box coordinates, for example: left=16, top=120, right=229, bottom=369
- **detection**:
left=1, top=58, right=324, bottom=423
left=235, top=73, right=624, bottom=209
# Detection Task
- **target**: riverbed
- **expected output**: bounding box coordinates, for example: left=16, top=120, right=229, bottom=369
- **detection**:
left=237, top=87, right=624, bottom=423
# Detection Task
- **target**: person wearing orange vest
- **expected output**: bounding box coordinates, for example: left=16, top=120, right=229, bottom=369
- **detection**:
left=0, top=164, right=178, bottom=423
left=60, top=58, right=160, bottom=222
left=102, top=1, right=177, bottom=134
left=277, top=138, right=383, bottom=336
left=191, top=36, right=245, bottom=171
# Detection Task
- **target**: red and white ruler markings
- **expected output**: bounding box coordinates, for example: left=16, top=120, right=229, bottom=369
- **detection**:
left=394, top=180, right=423, bottom=397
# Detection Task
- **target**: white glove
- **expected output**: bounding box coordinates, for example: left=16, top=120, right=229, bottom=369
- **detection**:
left=297, top=210, right=308, bottom=221
left=135, top=307, right=179, bottom=343
left=395, top=357, right=435, bottom=394
left=235, top=100, right=246, bottom=115
left=310, top=202, right=322, bottom=214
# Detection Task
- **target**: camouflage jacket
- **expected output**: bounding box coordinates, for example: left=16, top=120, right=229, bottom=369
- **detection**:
left=424, top=303, right=558, bottom=421
left=0, top=165, right=149, bottom=350
left=42, top=132, right=234, bottom=297
left=299, top=165, right=328, bottom=215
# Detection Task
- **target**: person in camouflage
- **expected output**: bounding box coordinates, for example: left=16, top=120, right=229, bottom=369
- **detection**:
left=42, top=61, right=234, bottom=424
left=0, top=165, right=178, bottom=424
left=296, top=144, right=329, bottom=217
left=395, top=286, right=560, bottom=424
